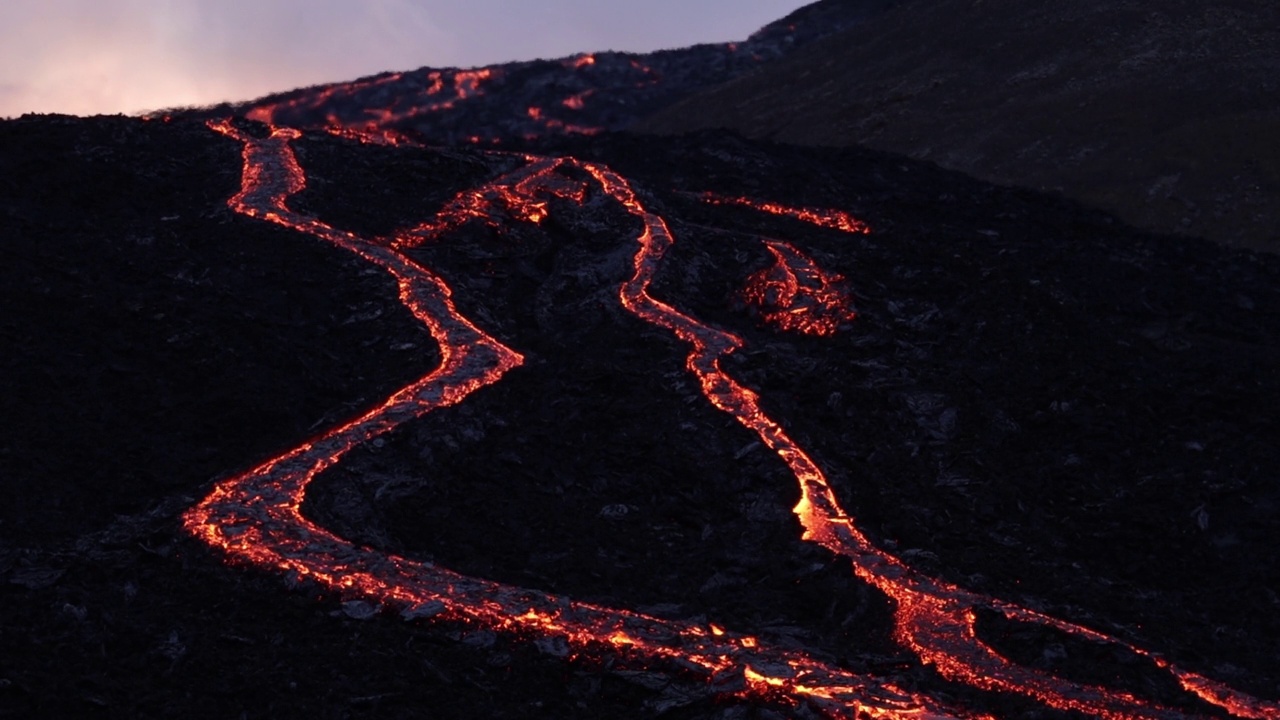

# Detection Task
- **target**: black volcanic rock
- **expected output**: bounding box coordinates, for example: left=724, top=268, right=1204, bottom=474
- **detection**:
left=637, top=0, right=1280, bottom=252
left=2, top=113, right=1278, bottom=718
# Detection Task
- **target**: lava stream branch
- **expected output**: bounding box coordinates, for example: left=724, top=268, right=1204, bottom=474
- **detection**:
left=186, top=120, right=978, bottom=720
left=743, top=240, right=858, bottom=337
left=594, top=168, right=1279, bottom=719
left=247, top=68, right=496, bottom=136
left=390, top=155, right=584, bottom=249
left=694, top=192, right=872, bottom=235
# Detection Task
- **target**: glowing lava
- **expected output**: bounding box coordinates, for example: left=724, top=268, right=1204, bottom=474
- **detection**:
left=245, top=71, right=407, bottom=126
left=247, top=68, right=498, bottom=138
left=562, top=89, right=594, bottom=110
left=356, top=69, right=496, bottom=132
left=743, top=240, right=857, bottom=336
left=189, top=119, right=977, bottom=720
left=244, top=58, right=612, bottom=142
left=389, top=155, right=588, bottom=249
left=564, top=54, right=598, bottom=70
left=698, top=192, right=872, bottom=236
left=185, top=119, right=1279, bottom=720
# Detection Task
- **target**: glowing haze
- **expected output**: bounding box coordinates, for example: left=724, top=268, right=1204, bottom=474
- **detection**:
left=0, top=0, right=807, bottom=118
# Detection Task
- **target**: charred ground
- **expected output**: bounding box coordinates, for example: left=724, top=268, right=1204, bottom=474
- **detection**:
left=1, top=115, right=1278, bottom=719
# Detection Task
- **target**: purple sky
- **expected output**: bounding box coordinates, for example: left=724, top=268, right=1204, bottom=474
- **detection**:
left=0, top=0, right=808, bottom=118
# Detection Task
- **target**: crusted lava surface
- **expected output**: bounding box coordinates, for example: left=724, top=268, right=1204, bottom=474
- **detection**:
left=2, top=114, right=1279, bottom=719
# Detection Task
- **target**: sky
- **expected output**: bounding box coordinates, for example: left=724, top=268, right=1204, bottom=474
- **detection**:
left=0, top=0, right=808, bottom=118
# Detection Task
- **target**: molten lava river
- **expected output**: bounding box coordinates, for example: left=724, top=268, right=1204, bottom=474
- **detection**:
left=184, top=118, right=1279, bottom=720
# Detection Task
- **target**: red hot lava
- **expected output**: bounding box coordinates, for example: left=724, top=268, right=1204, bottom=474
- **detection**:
left=186, top=119, right=1279, bottom=720
left=247, top=68, right=499, bottom=138
left=389, top=155, right=588, bottom=249
left=743, top=240, right=857, bottom=336
left=245, top=71, right=407, bottom=126
left=698, top=192, right=872, bottom=236
left=523, top=104, right=604, bottom=138
left=564, top=53, right=598, bottom=70
left=191, top=119, right=973, bottom=719
left=247, top=56, right=614, bottom=142
left=358, top=68, right=496, bottom=132
left=562, top=89, right=595, bottom=110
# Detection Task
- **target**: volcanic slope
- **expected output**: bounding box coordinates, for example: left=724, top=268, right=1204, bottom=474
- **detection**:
left=177, top=0, right=896, bottom=146
left=3, top=114, right=1279, bottom=719
left=636, top=0, right=1280, bottom=252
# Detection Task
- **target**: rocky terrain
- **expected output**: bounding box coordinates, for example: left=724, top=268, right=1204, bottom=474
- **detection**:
left=3, top=1, right=1279, bottom=718
left=3, top=110, right=1278, bottom=719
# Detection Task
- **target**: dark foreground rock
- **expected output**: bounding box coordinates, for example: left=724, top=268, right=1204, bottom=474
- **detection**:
left=1, top=114, right=1278, bottom=718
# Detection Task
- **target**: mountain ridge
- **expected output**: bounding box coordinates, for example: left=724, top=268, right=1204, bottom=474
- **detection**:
left=637, top=0, right=1280, bottom=252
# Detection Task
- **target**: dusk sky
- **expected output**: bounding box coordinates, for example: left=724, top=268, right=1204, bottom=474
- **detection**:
left=0, top=0, right=808, bottom=118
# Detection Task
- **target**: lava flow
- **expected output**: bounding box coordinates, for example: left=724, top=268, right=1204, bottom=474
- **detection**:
left=244, top=71, right=407, bottom=127
left=743, top=240, right=857, bottom=336
left=186, top=119, right=1279, bottom=720
left=697, top=192, right=872, bottom=235
left=388, top=154, right=588, bottom=249
left=248, top=68, right=498, bottom=138
left=188, top=119, right=977, bottom=720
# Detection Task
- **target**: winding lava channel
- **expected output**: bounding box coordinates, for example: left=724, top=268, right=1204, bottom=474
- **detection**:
left=185, top=119, right=1279, bottom=720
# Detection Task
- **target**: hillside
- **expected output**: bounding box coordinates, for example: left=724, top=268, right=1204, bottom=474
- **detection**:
left=637, top=0, right=1280, bottom=252
left=4, top=1, right=1280, bottom=717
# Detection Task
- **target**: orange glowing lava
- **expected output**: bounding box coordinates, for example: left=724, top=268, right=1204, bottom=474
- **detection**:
left=698, top=192, right=872, bottom=236
left=388, top=155, right=588, bottom=249
left=186, top=119, right=1278, bottom=720
left=523, top=104, right=603, bottom=138
left=243, top=58, right=614, bottom=143
left=564, top=54, right=597, bottom=70
left=190, top=119, right=976, bottom=719
left=562, top=89, right=594, bottom=110
left=356, top=68, right=496, bottom=131
left=245, top=71, right=407, bottom=126
left=743, top=240, right=857, bottom=336
left=247, top=68, right=498, bottom=139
